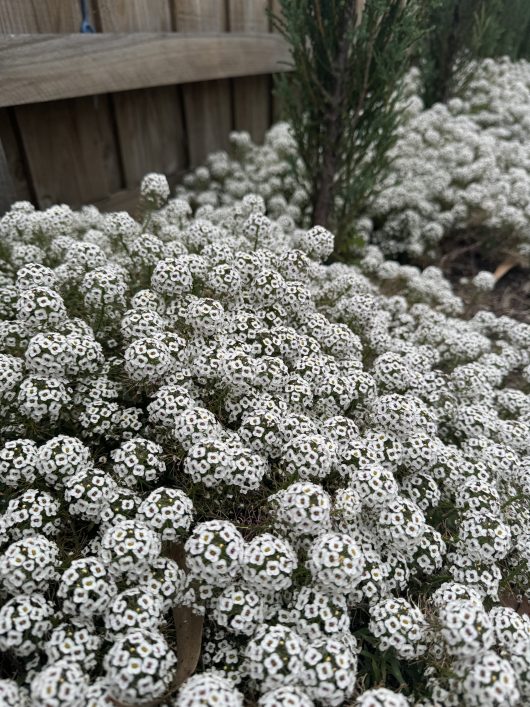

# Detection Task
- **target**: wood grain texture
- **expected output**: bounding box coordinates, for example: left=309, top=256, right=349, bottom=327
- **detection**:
left=0, top=131, right=16, bottom=214
left=97, top=0, right=186, bottom=189
left=182, top=79, right=235, bottom=165
left=230, top=0, right=271, bottom=143
left=167, top=542, right=204, bottom=688
left=0, top=0, right=285, bottom=209
left=174, top=0, right=233, bottom=166
left=0, top=33, right=290, bottom=107
left=270, top=0, right=287, bottom=123
left=172, top=0, right=225, bottom=33
left=0, top=108, right=32, bottom=204
left=16, top=96, right=122, bottom=208
left=229, top=0, right=270, bottom=32
left=113, top=86, right=187, bottom=187
left=2, top=0, right=122, bottom=210
left=95, top=0, right=172, bottom=32
left=0, top=0, right=85, bottom=33
left=233, top=74, right=271, bottom=141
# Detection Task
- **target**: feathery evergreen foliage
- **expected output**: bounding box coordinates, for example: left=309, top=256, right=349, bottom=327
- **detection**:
left=421, top=0, right=530, bottom=108
left=271, top=0, right=425, bottom=256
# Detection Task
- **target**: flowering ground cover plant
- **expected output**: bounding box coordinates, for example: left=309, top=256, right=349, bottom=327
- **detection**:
left=366, top=58, right=530, bottom=262
left=1, top=165, right=530, bottom=707
left=180, top=58, right=530, bottom=269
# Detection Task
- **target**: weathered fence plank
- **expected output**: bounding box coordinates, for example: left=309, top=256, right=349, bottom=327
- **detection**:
left=95, top=0, right=172, bottom=32
left=0, top=125, right=17, bottom=213
left=96, top=0, right=187, bottom=189
left=0, top=0, right=86, bottom=33
left=0, top=1, right=122, bottom=209
left=270, top=0, right=287, bottom=122
left=0, top=0, right=287, bottom=213
left=0, top=108, right=32, bottom=202
left=174, top=0, right=232, bottom=166
left=0, top=33, right=290, bottom=107
left=230, top=0, right=271, bottom=142
left=16, top=96, right=122, bottom=208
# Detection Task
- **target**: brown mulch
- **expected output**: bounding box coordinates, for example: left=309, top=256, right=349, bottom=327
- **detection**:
left=437, top=236, right=530, bottom=324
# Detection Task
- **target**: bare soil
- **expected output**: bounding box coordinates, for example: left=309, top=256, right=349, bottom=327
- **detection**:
left=437, top=235, right=530, bottom=323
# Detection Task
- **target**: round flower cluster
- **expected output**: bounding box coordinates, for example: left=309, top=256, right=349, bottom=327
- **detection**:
left=30, top=659, right=89, bottom=706
left=301, top=636, right=357, bottom=706
left=0, top=439, right=37, bottom=487
left=245, top=624, right=305, bottom=693
left=138, top=556, right=186, bottom=612
left=57, top=557, right=118, bottom=618
left=184, top=436, right=267, bottom=493
left=241, top=532, right=298, bottom=594
left=63, top=466, right=117, bottom=521
left=0, top=534, right=60, bottom=595
left=100, top=519, right=161, bottom=579
left=279, top=433, right=336, bottom=480
left=173, top=671, right=244, bottom=707
left=102, top=629, right=177, bottom=703
left=369, top=598, right=428, bottom=659
left=0, top=679, right=29, bottom=706
left=3, top=488, right=62, bottom=539
left=282, top=586, right=350, bottom=641
left=43, top=622, right=101, bottom=671
left=460, top=650, right=520, bottom=707
left=213, top=583, right=265, bottom=636
left=136, top=487, right=194, bottom=540
left=270, top=482, right=331, bottom=536
left=185, top=520, right=244, bottom=586
left=0, top=593, right=54, bottom=656
left=36, top=434, right=92, bottom=487
left=307, top=532, right=364, bottom=593
left=103, top=587, right=164, bottom=637
left=110, top=437, right=165, bottom=486
left=438, top=599, right=494, bottom=658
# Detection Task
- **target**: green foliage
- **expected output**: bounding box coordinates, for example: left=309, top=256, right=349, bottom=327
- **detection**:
left=271, top=0, right=425, bottom=256
left=421, top=0, right=489, bottom=107
left=492, top=0, right=530, bottom=60
left=421, top=0, right=530, bottom=107
left=354, top=624, right=430, bottom=696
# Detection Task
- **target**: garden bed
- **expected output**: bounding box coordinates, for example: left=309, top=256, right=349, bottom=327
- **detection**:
left=1, top=173, right=530, bottom=705
left=439, top=234, right=530, bottom=325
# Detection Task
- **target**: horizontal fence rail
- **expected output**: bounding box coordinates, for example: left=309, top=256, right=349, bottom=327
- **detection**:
left=0, top=32, right=291, bottom=106
left=0, top=0, right=288, bottom=214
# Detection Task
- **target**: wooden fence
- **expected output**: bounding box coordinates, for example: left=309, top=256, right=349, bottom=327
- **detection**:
left=0, top=0, right=289, bottom=215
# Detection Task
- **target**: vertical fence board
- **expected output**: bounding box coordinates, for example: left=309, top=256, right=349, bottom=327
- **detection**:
left=95, top=0, right=171, bottom=31
left=229, top=0, right=270, bottom=142
left=270, top=0, right=286, bottom=123
left=0, top=127, right=17, bottom=213
left=16, top=97, right=121, bottom=208
left=96, top=0, right=187, bottom=188
left=3, top=0, right=122, bottom=209
left=174, top=0, right=232, bottom=166
left=0, top=0, right=88, bottom=33
left=0, top=109, right=32, bottom=204
left=0, top=0, right=87, bottom=208
left=112, top=86, right=187, bottom=186
left=173, top=0, right=224, bottom=33
left=0, top=0, right=279, bottom=210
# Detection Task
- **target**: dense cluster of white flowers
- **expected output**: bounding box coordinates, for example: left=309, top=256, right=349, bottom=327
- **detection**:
left=179, top=58, right=530, bottom=266
left=1, top=123, right=530, bottom=705
left=364, top=59, right=530, bottom=260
